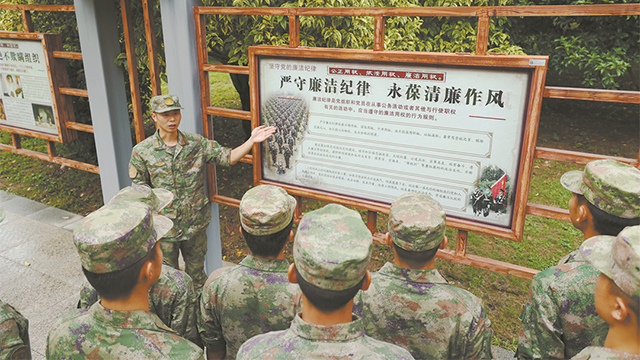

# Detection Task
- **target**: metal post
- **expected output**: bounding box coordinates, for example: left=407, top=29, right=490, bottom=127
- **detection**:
left=75, top=0, right=133, bottom=203
left=158, top=0, right=223, bottom=274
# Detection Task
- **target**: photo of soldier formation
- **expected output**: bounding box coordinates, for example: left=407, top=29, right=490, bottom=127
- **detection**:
left=261, top=94, right=309, bottom=176
left=0, top=95, right=638, bottom=359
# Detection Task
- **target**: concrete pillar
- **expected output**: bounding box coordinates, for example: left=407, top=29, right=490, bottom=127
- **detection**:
left=75, top=0, right=133, bottom=202
left=158, top=0, right=224, bottom=273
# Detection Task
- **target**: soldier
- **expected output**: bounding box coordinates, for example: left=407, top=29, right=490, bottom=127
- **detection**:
left=198, top=185, right=300, bottom=359
left=354, top=193, right=493, bottom=360
left=0, top=209, right=31, bottom=360
left=518, top=159, right=640, bottom=360
left=236, top=204, right=415, bottom=360
left=494, top=188, right=506, bottom=214
left=46, top=199, right=203, bottom=359
left=129, top=94, right=275, bottom=289
left=471, top=187, right=483, bottom=215
left=283, top=143, right=293, bottom=169
left=77, top=184, right=201, bottom=347
left=570, top=225, right=640, bottom=359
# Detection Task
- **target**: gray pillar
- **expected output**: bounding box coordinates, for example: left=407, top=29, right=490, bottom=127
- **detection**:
left=159, top=0, right=224, bottom=273
left=75, top=0, right=133, bottom=203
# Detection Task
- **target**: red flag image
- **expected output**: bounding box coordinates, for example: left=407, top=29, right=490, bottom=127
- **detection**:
left=490, top=174, right=507, bottom=198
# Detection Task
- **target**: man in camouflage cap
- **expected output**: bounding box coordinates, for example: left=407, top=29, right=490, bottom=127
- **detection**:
left=354, top=192, right=493, bottom=360
left=77, top=184, right=202, bottom=347
left=0, top=209, right=32, bottom=359
left=129, top=94, right=275, bottom=289
left=236, top=203, right=415, bottom=360
left=518, top=159, right=640, bottom=360
left=198, top=185, right=300, bottom=359
left=46, top=199, right=204, bottom=359
left=572, top=225, right=640, bottom=359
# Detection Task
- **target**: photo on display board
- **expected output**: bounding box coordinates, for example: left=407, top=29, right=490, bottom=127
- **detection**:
left=32, top=104, right=55, bottom=128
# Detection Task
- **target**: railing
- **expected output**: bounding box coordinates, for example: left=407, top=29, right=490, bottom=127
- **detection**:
left=194, top=4, right=640, bottom=279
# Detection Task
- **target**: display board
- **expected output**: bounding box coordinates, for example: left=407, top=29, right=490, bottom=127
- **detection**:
left=250, top=47, right=547, bottom=241
left=0, top=32, right=76, bottom=143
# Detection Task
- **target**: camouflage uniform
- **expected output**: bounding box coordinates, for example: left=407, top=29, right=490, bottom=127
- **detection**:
left=572, top=347, right=640, bottom=360
left=236, top=204, right=414, bottom=360
left=47, top=188, right=203, bottom=359
left=78, top=264, right=201, bottom=347
left=198, top=185, right=300, bottom=359
left=0, top=300, right=30, bottom=360
left=355, top=193, right=492, bottom=360
left=518, top=160, right=640, bottom=360
left=129, top=95, right=232, bottom=288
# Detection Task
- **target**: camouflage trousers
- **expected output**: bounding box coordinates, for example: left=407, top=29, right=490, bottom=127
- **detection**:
left=161, top=230, right=208, bottom=289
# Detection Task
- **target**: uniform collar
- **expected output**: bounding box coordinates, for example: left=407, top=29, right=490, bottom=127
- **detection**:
left=239, top=254, right=290, bottom=273
left=290, top=313, right=365, bottom=342
left=152, top=129, right=189, bottom=150
left=377, top=262, right=449, bottom=284
left=89, top=302, right=174, bottom=333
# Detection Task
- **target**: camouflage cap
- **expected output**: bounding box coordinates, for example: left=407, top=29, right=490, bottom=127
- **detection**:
left=150, top=94, right=184, bottom=113
left=389, top=193, right=446, bottom=252
left=109, top=184, right=173, bottom=213
left=580, top=225, right=640, bottom=302
left=560, top=159, right=640, bottom=219
left=73, top=202, right=173, bottom=274
left=239, top=185, right=296, bottom=236
left=293, top=204, right=372, bottom=291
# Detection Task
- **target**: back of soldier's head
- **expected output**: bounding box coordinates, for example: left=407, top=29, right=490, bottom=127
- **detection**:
left=561, top=159, right=640, bottom=236
left=389, top=193, right=446, bottom=268
left=74, top=186, right=173, bottom=301
left=581, top=225, right=640, bottom=318
left=239, top=185, right=296, bottom=258
left=293, top=204, right=372, bottom=313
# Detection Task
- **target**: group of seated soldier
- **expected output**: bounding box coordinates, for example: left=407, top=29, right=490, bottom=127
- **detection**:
left=0, top=158, right=638, bottom=359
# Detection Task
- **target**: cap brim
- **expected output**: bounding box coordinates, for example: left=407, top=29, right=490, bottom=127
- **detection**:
left=154, top=106, right=184, bottom=113
left=152, top=189, right=173, bottom=212
left=580, top=235, right=616, bottom=279
left=152, top=214, right=173, bottom=242
left=560, top=170, right=585, bottom=194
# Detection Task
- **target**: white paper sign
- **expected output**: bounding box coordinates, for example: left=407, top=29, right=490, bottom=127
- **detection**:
left=259, top=57, right=530, bottom=227
left=0, top=38, right=57, bottom=135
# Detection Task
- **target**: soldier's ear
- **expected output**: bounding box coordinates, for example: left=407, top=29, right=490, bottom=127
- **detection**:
left=288, top=263, right=298, bottom=284
left=150, top=112, right=158, bottom=123
left=384, top=232, right=392, bottom=246
left=439, top=236, right=448, bottom=250
left=361, top=271, right=372, bottom=291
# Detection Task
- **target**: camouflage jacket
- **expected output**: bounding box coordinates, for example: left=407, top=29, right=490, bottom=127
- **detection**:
left=47, top=302, right=204, bottom=359
left=0, top=300, right=30, bottom=360
left=572, top=347, right=640, bottom=360
left=353, top=263, right=493, bottom=360
left=517, top=260, right=608, bottom=360
left=236, top=314, right=415, bottom=360
left=129, top=130, right=231, bottom=241
left=198, top=255, right=301, bottom=359
left=78, top=264, right=201, bottom=347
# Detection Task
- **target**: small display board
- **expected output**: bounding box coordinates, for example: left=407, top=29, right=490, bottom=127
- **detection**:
left=0, top=32, right=76, bottom=143
left=250, top=46, right=547, bottom=241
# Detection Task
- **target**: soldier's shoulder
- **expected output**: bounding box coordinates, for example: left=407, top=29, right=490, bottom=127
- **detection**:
left=0, top=301, right=23, bottom=323
left=49, top=308, right=92, bottom=335
left=533, top=261, right=598, bottom=289
left=237, top=330, right=290, bottom=358
left=132, top=134, right=156, bottom=150
left=203, top=265, right=239, bottom=289
left=158, top=264, right=193, bottom=292
left=362, top=335, right=414, bottom=359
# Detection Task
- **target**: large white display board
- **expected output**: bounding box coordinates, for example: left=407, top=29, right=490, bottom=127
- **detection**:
left=0, top=37, right=57, bottom=135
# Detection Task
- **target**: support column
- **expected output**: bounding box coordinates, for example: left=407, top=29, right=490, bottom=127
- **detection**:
left=75, top=0, right=133, bottom=202
left=159, top=0, right=223, bottom=274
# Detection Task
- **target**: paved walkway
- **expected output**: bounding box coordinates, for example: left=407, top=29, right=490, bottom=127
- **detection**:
left=0, top=190, right=515, bottom=359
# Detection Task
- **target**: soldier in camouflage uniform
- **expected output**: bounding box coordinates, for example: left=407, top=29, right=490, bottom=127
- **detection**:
left=129, top=94, right=275, bottom=289
left=518, top=159, right=640, bottom=360
left=354, top=192, right=493, bottom=360
left=236, top=204, right=415, bottom=360
left=46, top=194, right=203, bottom=359
left=0, top=209, right=32, bottom=360
left=77, top=184, right=201, bottom=347
left=198, top=185, right=301, bottom=359
left=571, top=225, right=640, bottom=360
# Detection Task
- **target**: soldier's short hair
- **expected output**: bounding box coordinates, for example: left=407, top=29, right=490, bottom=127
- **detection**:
left=83, top=242, right=158, bottom=301
left=392, top=242, right=440, bottom=269
left=241, top=220, right=294, bottom=258
left=578, top=194, right=640, bottom=236
left=295, top=267, right=365, bottom=313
